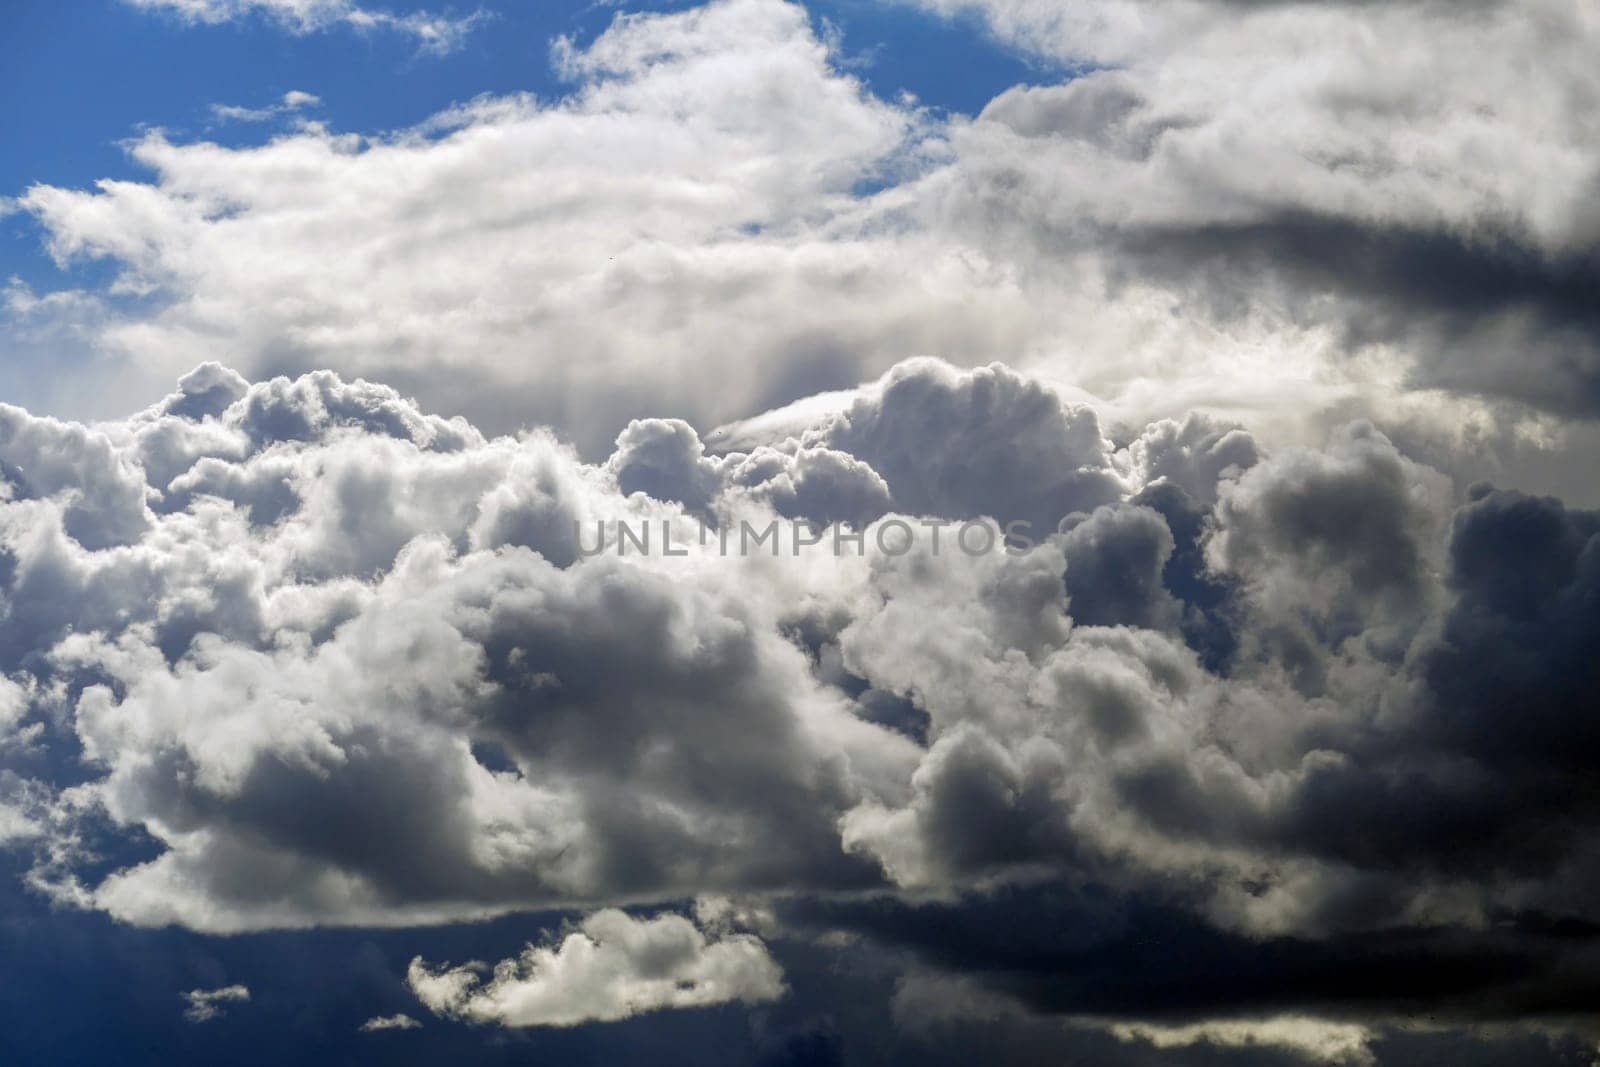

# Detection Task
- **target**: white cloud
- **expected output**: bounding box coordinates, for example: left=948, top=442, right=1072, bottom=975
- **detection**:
left=408, top=908, right=785, bottom=1027
left=182, top=984, right=250, bottom=1022
left=21, top=0, right=935, bottom=453
left=12, top=0, right=1593, bottom=507
left=359, top=1013, right=422, bottom=1031
left=124, top=0, right=488, bottom=54
left=210, top=90, right=322, bottom=124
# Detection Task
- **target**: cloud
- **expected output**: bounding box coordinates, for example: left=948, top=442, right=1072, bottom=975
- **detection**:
left=1, top=356, right=1598, bottom=1050
left=18, top=0, right=925, bottom=453
left=0, top=0, right=1582, bottom=577
left=6, top=0, right=1600, bottom=1057
left=1105, top=1016, right=1377, bottom=1066
left=181, top=984, right=249, bottom=1022
left=210, top=90, right=322, bottom=124
left=22, top=0, right=1593, bottom=501
left=408, top=908, right=785, bottom=1027
left=358, top=1012, right=421, bottom=1031
left=806, top=359, right=1125, bottom=536
left=917, top=0, right=1600, bottom=418
left=124, top=0, right=489, bottom=54
left=893, top=973, right=1377, bottom=1065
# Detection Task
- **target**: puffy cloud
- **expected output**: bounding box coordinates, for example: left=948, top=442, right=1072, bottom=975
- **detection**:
left=1118, top=413, right=1259, bottom=506
left=719, top=445, right=894, bottom=529
left=181, top=984, right=249, bottom=1023
left=358, top=1012, right=421, bottom=1032
left=0, top=404, right=152, bottom=550
left=1059, top=504, right=1182, bottom=632
left=408, top=908, right=785, bottom=1027
left=1205, top=420, right=1453, bottom=690
left=805, top=359, right=1124, bottom=535
left=0, top=357, right=1597, bottom=1051
left=8, top=0, right=1600, bottom=1054
left=607, top=419, right=725, bottom=517
left=18, top=0, right=931, bottom=453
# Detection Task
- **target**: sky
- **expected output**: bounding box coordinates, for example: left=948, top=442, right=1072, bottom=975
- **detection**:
left=0, top=0, right=1041, bottom=296
left=2, top=1, right=1600, bottom=1065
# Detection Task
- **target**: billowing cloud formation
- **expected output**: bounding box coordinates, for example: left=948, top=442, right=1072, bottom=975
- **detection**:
left=182, top=984, right=250, bottom=1022
left=5, top=0, right=1598, bottom=1058
left=2, top=357, right=1598, bottom=1054
left=19, top=0, right=920, bottom=451
left=13, top=0, right=1600, bottom=514
left=408, top=908, right=785, bottom=1027
left=0, top=0, right=1555, bottom=505
left=125, top=0, right=488, bottom=54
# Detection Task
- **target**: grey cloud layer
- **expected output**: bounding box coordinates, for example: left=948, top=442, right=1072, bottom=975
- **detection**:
left=2, top=356, right=1598, bottom=1054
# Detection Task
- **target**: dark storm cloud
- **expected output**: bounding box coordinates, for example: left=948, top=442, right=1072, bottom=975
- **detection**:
left=778, top=885, right=1600, bottom=1027
left=1059, top=504, right=1183, bottom=632
left=1116, top=215, right=1600, bottom=417
left=935, top=0, right=1600, bottom=437
left=1129, top=479, right=1240, bottom=670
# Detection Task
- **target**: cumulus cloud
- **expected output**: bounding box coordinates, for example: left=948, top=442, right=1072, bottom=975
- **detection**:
left=408, top=908, right=785, bottom=1027
left=181, top=984, right=250, bottom=1022
left=1, top=356, right=1597, bottom=1053
left=6, top=0, right=1600, bottom=1057
left=124, top=0, right=489, bottom=54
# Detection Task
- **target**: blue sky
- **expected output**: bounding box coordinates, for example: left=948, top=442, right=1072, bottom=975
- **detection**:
left=0, top=0, right=1045, bottom=293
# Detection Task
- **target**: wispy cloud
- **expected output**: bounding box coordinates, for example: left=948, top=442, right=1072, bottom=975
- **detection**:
left=124, top=0, right=490, bottom=55
left=210, top=89, right=322, bottom=124
left=181, top=985, right=250, bottom=1023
